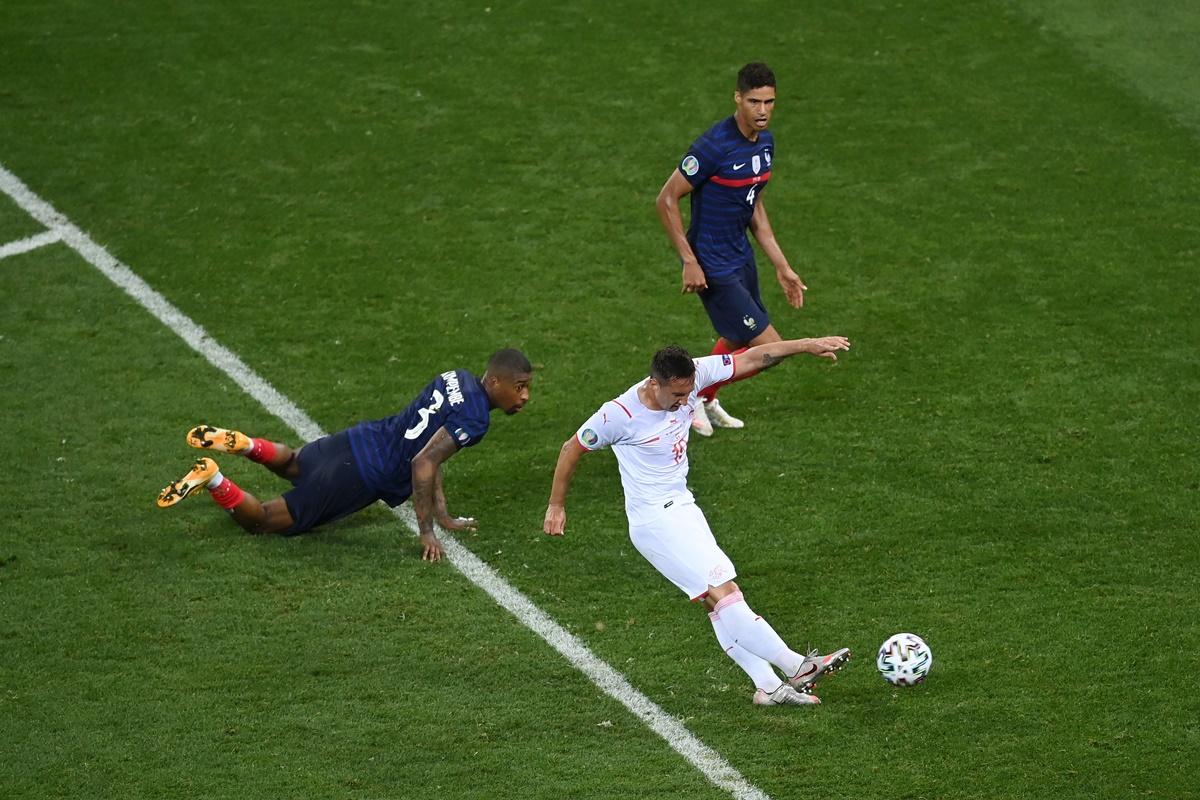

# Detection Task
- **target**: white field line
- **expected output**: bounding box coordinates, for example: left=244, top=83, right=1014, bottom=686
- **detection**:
left=0, top=161, right=770, bottom=800
left=0, top=229, right=62, bottom=260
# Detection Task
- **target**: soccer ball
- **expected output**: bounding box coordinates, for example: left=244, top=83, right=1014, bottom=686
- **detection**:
left=877, top=633, right=933, bottom=686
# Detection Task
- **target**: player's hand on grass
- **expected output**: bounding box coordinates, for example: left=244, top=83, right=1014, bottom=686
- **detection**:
left=543, top=504, right=566, bottom=536
left=804, top=336, right=851, bottom=361
left=681, top=259, right=708, bottom=294
left=778, top=268, right=807, bottom=308
left=420, top=531, right=445, bottom=562
left=438, top=514, right=478, bottom=532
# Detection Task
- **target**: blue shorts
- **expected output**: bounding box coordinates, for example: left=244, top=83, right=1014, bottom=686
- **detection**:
left=698, top=262, right=770, bottom=345
left=282, top=430, right=381, bottom=535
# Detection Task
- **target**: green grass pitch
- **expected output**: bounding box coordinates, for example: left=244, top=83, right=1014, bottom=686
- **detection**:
left=1, top=1, right=1198, bottom=798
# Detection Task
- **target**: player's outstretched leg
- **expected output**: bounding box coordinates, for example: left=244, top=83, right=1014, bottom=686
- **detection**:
left=157, top=456, right=293, bottom=533
left=788, top=647, right=852, bottom=693
left=709, top=585, right=848, bottom=698
left=709, top=610, right=820, bottom=707
left=187, top=424, right=297, bottom=479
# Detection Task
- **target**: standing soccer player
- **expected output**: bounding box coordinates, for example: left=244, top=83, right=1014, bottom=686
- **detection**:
left=656, top=62, right=809, bottom=437
left=543, top=338, right=851, bottom=706
left=156, top=349, right=533, bottom=562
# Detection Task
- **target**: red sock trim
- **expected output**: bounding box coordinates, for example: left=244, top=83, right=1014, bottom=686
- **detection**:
left=209, top=479, right=246, bottom=510
left=713, top=590, right=746, bottom=614
left=247, top=438, right=277, bottom=464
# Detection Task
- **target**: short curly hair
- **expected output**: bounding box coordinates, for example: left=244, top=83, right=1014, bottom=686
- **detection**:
left=486, top=348, right=532, bottom=378
left=737, top=62, right=776, bottom=93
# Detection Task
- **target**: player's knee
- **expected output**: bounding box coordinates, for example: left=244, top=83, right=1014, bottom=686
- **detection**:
left=708, top=579, right=740, bottom=600
left=281, top=451, right=300, bottom=480
left=257, top=499, right=295, bottom=534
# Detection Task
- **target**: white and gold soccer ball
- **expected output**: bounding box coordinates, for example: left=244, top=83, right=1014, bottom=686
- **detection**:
left=877, top=633, right=933, bottom=686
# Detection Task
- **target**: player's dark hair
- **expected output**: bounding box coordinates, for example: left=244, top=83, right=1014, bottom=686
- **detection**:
left=737, top=62, right=776, bottom=93
left=485, top=348, right=532, bottom=378
left=650, top=345, right=696, bottom=383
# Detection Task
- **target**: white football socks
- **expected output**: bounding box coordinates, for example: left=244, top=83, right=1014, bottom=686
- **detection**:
left=206, top=472, right=224, bottom=490
left=712, top=591, right=805, bottom=677
left=709, top=611, right=782, bottom=693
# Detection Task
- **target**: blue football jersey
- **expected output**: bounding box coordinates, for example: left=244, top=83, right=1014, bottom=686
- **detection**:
left=346, top=369, right=491, bottom=506
left=677, top=116, right=774, bottom=279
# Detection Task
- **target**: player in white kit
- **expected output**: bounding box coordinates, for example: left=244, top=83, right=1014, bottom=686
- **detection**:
left=543, top=337, right=852, bottom=706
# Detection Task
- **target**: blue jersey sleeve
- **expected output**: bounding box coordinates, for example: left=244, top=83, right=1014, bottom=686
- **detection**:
left=678, top=135, right=723, bottom=188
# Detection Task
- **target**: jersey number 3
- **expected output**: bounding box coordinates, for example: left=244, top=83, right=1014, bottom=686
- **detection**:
left=404, top=390, right=445, bottom=440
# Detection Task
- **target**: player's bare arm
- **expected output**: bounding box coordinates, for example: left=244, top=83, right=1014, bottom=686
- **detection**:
left=656, top=171, right=708, bottom=294
left=434, top=464, right=477, bottom=534
left=411, top=426, right=463, bottom=562
left=544, top=436, right=589, bottom=536
left=732, top=336, right=851, bottom=379
left=749, top=198, right=806, bottom=309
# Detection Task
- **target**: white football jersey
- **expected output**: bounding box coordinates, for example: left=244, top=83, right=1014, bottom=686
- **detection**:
left=575, top=355, right=735, bottom=525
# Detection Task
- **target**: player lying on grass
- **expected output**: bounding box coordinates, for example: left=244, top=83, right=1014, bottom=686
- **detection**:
left=157, top=348, right=533, bottom=562
left=544, top=338, right=851, bottom=706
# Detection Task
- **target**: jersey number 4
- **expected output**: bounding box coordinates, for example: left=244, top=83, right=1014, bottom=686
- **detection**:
left=404, top=390, right=445, bottom=440
left=746, top=185, right=758, bottom=206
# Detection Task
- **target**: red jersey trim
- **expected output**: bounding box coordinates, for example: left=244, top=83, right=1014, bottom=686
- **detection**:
left=710, top=171, right=771, bottom=188
left=611, top=399, right=633, bottom=418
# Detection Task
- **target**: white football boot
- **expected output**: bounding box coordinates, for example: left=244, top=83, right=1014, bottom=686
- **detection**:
left=690, top=397, right=714, bottom=437
left=752, top=684, right=821, bottom=706
left=704, top=398, right=744, bottom=429
left=789, top=647, right=851, bottom=693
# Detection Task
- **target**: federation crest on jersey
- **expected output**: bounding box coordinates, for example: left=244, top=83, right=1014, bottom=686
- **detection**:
left=681, top=155, right=700, bottom=176
left=743, top=315, right=758, bottom=331
left=764, top=149, right=772, bottom=167
left=581, top=428, right=599, bottom=447
left=752, top=154, right=761, bottom=174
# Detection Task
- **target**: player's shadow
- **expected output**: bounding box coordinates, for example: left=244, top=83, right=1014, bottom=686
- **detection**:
left=184, top=503, right=421, bottom=571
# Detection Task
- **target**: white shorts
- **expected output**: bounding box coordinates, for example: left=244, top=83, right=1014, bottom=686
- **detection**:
left=628, top=500, right=737, bottom=601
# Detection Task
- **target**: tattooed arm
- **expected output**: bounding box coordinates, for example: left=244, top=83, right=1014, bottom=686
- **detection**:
left=411, top=427, right=465, bottom=562
left=731, top=336, right=852, bottom=380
